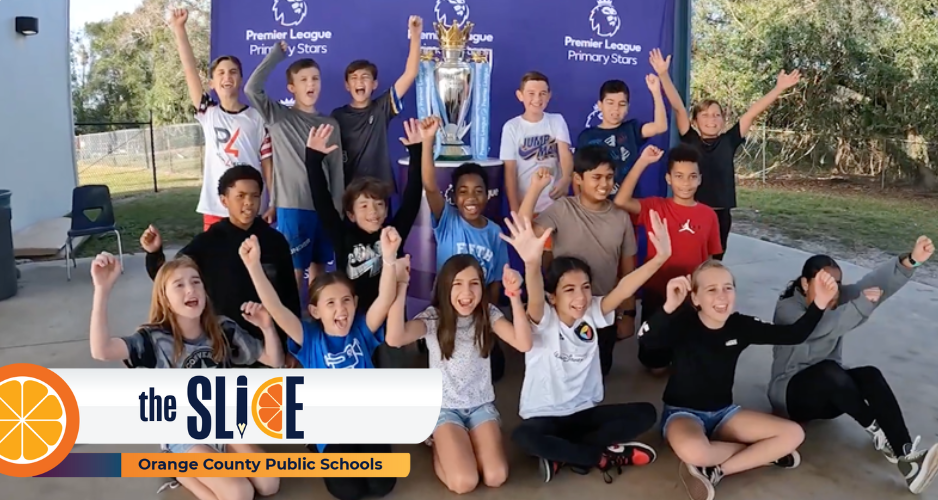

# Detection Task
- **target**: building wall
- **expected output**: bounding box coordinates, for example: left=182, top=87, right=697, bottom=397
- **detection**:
left=0, top=0, right=76, bottom=232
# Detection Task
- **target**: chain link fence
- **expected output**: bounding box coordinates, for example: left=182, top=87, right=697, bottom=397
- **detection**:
left=74, top=120, right=205, bottom=198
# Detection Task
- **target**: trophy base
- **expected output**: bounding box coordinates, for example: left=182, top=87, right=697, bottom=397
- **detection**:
left=435, top=144, right=473, bottom=162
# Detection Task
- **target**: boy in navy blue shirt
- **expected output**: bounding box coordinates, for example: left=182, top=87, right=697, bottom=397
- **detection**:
left=576, top=59, right=669, bottom=198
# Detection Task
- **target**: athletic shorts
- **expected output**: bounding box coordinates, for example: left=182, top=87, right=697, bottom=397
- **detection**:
left=435, top=402, right=500, bottom=432
left=661, top=404, right=741, bottom=439
left=275, top=208, right=334, bottom=270
left=202, top=214, right=224, bottom=232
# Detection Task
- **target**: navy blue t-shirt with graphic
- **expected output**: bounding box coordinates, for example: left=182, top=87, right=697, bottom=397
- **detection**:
left=576, top=119, right=645, bottom=197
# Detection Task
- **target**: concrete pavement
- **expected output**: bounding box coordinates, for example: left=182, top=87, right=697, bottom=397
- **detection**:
left=1, top=234, right=937, bottom=499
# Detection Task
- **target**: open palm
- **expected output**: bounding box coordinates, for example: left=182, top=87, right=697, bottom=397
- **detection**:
left=646, top=210, right=671, bottom=259
left=499, top=212, right=551, bottom=264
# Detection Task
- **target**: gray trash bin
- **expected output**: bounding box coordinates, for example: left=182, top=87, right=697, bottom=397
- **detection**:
left=0, top=190, right=17, bottom=301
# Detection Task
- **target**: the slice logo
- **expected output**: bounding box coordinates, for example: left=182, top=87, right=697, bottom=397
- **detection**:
left=0, top=364, right=79, bottom=477
left=590, top=0, right=621, bottom=38
left=252, top=377, right=285, bottom=439
left=434, top=0, right=469, bottom=27
left=272, top=0, right=308, bottom=27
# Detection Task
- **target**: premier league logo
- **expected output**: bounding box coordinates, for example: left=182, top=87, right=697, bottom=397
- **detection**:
left=590, top=0, right=621, bottom=38
left=585, top=103, right=604, bottom=128
left=434, top=0, right=470, bottom=27
left=272, top=0, right=308, bottom=27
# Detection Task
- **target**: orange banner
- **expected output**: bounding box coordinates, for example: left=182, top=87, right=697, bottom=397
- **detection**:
left=121, top=453, right=411, bottom=477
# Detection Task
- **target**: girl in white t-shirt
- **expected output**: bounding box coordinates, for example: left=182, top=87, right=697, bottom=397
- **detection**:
left=512, top=210, right=672, bottom=485
left=385, top=213, right=545, bottom=494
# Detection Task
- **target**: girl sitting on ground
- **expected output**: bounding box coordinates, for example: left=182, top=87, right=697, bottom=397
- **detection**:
left=385, top=212, right=540, bottom=494
left=512, top=210, right=672, bottom=485
left=239, top=227, right=406, bottom=500
left=769, top=235, right=938, bottom=495
left=638, top=260, right=838, bottom=500
left=88, top=252, right=282, bottom=500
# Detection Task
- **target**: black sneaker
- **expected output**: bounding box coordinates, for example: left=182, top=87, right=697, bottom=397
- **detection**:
left=597, top=442, right=658, bottom=483
left=772, top=451, right=801, bottom=469
left=539, top=457, right=562, bottom=483
left=896, top=437, right=938, bottom=494
left=679, top=462, right=721, bottom=500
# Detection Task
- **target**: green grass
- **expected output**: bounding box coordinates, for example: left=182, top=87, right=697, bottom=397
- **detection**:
left=736, top=185, right=938, bottom=255
left=76, top=187, right=202, bottom=258
left=76, top=161, right=202, bottom=197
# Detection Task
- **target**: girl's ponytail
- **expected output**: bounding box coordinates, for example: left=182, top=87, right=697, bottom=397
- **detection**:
left=780, top=254, right=840, bottom=300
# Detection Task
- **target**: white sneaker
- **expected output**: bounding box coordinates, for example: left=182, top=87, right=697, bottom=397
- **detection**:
left=866, top=422, right=897, bottom=463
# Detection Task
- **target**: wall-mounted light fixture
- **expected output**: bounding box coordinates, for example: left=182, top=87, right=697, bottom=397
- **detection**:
left=15, top=17, right=39, bottom=36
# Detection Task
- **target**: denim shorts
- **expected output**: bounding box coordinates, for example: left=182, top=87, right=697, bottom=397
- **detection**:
left=162, top=443, right=227, bottom=454
left=435, top=402, right=500, bottom=432
left=661, top=404, right=741, bottom=439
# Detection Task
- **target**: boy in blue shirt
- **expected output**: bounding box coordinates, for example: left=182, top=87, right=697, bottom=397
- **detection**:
left=576, top=59, right=669, bottom=198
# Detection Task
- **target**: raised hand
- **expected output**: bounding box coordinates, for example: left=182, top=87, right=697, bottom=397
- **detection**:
left=862, top=287, right=883, bottom=303
left=380, top=226, right=402, bottom=258
left=307, top=124, right=338, bottom=154
left=395, top=255, right=412, bottom=284
left=502, top=265, right=523, bottom=297
left=239, top=235, right=261, bottom=266
left=91, top=252, right=122, bottom=289
left=241, top=302, right=273, bottom=330
left=399, top=118, right=423, bottom=146
left=408, top=15, right=423, bottom=34
left=499, top=211, right=552, bottom=265
left=140, top=225, right=162, bottom=253
left=911, top=235, right=934, bottom=264
left=664, top=275, right=691, bottom=313
left=646, top=210, right=672, bottom=259
left=529, top=166, right=553, bottom=193
left=812, top=269, right=838, bottom=308
left=649, top=48, right=671, bottom=75
left=168, top=8, right=188, bottom=29
left=640, top=145, right=665, bottom=163
left=419, top=116, right=441, bottom=143
left=775, top=69, right=801, bottom=91
left=645, top=74, right=661, bottom=92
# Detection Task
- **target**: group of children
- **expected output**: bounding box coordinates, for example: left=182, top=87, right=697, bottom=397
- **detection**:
left=84, top=8, right=938, bottom=500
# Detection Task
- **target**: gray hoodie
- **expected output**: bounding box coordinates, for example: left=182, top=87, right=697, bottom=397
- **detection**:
left=767, top=257, right=914, bottom=417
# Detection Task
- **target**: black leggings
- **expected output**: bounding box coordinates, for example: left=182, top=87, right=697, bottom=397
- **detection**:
left=315, top=444, right=396, bottom=500
left=714, top=209, right=732, bottom=261
left=598, top=325, right=617, bottom=377
left=786, top=360, right=911, bottom=452
left=512, top=403, right=657, bottom=468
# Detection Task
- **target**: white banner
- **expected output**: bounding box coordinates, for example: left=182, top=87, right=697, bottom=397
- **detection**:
left=51, top=369, right=442, bottom=444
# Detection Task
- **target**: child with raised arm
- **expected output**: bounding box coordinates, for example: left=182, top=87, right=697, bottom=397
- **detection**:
left=770, top=237, right=938, bottom=494
left=638, top=261, right=838, bottom=500
left=613, top=144, right=722, bottom=373
left=89, top=252, right=282, bottom=499
left=239, top=228, right=405, bottom=500
left=384, top=212, right=543, bottom=494
left=521, top=146, right=639, bottom=376
left=168, top=8, right=274, bottom=229
left=512, top=209, right=672, bottom=485
left=331, top=16, right=423, bottom=186
left=245, top=40, right=344, bottom=288
left=650, top=48, right=800, bottom=259
left=140, top=166, right=300, bottom=367
left=575, top=71, right=668, bottom=198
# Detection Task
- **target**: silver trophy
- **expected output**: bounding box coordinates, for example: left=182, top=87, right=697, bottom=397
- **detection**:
left=433, top=21, right=474, bottom=161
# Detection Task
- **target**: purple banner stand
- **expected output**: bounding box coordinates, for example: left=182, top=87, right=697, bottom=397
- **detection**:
left=397, top=158, right=504, bottom=318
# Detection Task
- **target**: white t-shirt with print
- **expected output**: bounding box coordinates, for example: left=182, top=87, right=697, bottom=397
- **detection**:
left=195, top=103, right=272, bottom=217
left=416, top=304, right=504, bottom=409
left=518, top=296, right=613, bottom=419
left=499, top=113, right=572, bottom=213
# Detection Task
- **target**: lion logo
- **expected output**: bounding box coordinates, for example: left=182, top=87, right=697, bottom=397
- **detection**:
left=272, top=0, right=308, bottom=27
left=590, top=0, right=621, bottom=38
left=434, top=0, right=470, bottom=27
left=585, top=103, right=604, bottom=128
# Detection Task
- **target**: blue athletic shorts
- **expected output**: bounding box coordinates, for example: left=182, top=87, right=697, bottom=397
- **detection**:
left=661, top=404, right=742, bottom=439
left=435, top=402, right=500, bottom=432
left=276, top=208, right=334, bottom=270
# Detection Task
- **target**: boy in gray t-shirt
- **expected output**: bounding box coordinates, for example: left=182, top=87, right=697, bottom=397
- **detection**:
left=245, top=41, right=344, bottom=286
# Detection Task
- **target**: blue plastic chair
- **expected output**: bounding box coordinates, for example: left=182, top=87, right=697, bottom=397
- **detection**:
left=66, top=185, right=123, bottom=280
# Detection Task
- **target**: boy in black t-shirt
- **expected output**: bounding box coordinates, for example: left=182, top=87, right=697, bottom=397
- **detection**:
left=330, top=15, right=423, bottom=188
left=651, top=47, right=801, bottom=259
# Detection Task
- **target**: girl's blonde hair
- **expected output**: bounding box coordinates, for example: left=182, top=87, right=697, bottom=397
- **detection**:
left=145, top=256, right=229, bottom=364
left=691, top=259, right=736, bottom=292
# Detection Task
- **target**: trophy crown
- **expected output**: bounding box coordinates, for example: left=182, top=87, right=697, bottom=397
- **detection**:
left=433, top=20, right=474, bottom=50
left=597, top=0, right=614, bottom=6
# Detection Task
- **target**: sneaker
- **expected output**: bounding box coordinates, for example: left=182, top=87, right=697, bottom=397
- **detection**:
left=772, top=451, right=802, bottom=469
left=597, top=442, right=658, bottom=483
left=679, top=462, right=721, bottom=500
left=539, top=457, right=562, bottom=483
left=865, top=421, right=897, bottom=463
left=896, top=437, right=938, bottom=494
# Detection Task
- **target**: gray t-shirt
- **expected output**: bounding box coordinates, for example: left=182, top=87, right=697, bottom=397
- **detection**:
left=330, top=88, right=399, bottom=186
left=245, top=43, right=344, bottom=212
left=121, top=317, right=263, bottom=368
